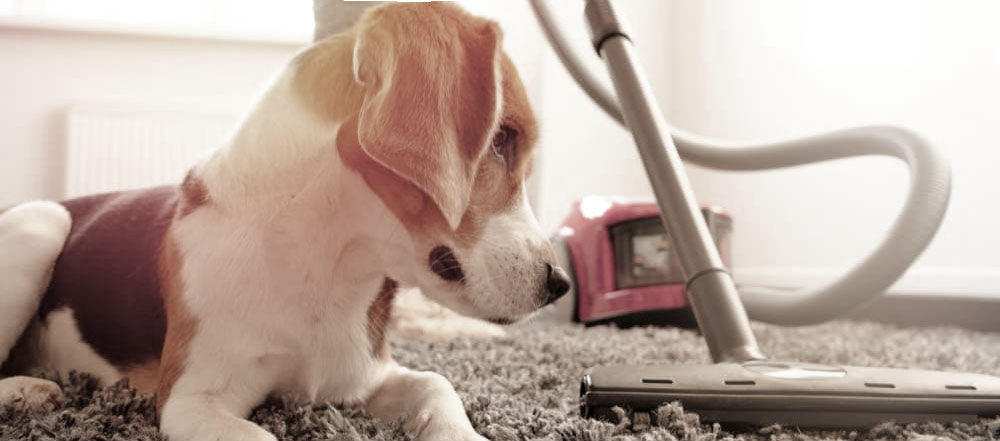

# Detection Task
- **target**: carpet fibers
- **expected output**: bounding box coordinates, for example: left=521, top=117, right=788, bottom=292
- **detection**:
left=3, top=320, right=999, bottom=440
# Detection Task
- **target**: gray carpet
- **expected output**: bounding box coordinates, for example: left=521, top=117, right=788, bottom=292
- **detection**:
left=3, top=320, right=1000, bottom=440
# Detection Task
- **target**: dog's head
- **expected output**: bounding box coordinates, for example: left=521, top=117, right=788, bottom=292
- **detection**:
left=328, top=3, right=570, bottom=323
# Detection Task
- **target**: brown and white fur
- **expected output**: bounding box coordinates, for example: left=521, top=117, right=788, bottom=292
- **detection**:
left=0, top=4, right=570, bottom=440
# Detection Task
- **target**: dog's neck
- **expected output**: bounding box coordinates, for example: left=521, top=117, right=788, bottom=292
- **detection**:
left=194, top=66, right=415, bottom=286
left=201, top=67, right=344, bottom=205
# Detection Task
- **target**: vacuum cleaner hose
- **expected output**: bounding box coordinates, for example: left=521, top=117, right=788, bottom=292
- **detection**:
left=529, top=0, right=952, bottom=325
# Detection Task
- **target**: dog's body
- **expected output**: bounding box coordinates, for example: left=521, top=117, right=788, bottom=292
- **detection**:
left=0, top=4, right=569, bottom=440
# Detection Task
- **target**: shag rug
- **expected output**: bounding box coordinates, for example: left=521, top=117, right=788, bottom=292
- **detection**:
left=3, top=320, right=1000, bottom=440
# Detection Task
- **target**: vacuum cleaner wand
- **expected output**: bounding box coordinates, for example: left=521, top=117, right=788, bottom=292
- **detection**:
left=581, top=0, right=763, bottom=365
left=534, top=0, right=1000, bottom=428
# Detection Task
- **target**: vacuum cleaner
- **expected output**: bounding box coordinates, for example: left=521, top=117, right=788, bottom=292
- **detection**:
left=529, top=0, right=1000, bottom=428
left=547, top=197, right=732, bottom=329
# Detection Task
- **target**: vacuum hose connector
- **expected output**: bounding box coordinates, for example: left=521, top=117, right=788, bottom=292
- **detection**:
left=584, top=0, right=631, bottom=51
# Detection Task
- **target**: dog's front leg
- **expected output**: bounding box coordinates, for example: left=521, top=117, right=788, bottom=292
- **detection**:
left=159, top=364, right=278, bottom=441
left=366, top=364, right=488, bottom=441
left=159, top=391, right=277, bottom=441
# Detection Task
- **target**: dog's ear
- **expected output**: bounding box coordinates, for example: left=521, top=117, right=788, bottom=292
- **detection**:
left=353, top=5, right=502, bottom=230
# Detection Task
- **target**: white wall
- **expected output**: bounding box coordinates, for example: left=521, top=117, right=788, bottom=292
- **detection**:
left=668, top=0, right=1000, bottom=295
left=0, top=26, right=302, bottom=206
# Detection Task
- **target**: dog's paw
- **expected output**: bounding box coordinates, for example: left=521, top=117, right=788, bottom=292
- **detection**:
left=161, top=412, right=278, bottom=441
left=0, top=376, right=63, bottom=412
left=412, top=410, right=489, bottom=441
left=418, top=427, right=489, bottom=441
left=216, top=427, right=277, bottom=441
left=162, top=420, right=278, bottom=441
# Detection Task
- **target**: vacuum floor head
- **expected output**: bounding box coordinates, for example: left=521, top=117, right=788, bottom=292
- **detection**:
left=582, top=361, right=1000, bottom=429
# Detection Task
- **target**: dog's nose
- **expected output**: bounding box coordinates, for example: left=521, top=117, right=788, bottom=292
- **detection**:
left=544, top=263, right=571, bottom=304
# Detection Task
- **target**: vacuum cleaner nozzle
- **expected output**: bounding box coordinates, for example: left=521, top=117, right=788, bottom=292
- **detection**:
left=581, top=362, right=1000, bottom=429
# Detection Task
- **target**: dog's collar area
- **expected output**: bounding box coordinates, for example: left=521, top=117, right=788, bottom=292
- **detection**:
left=429, top=245, right=464, bottom=283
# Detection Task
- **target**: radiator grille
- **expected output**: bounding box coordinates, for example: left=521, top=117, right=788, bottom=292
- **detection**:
left=64, top=105, right=237, bottom=198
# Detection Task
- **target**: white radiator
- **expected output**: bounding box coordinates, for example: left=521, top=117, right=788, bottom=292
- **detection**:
left=64, top=105, right=238, bottom=198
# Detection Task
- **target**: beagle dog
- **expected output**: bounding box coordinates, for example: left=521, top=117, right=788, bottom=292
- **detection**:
left=0, top=3, right=570, bottom=440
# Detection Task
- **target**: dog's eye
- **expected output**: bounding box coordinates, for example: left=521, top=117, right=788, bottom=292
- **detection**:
left=491, top=125, right=517, bottom=163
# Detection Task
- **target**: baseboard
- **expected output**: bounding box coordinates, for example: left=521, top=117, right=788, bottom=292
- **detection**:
left=844, top=294, right=1000, bottom=333
left=733, top=267, right=1000, bottom=332
left=733, top=267, right=1000, bottom=298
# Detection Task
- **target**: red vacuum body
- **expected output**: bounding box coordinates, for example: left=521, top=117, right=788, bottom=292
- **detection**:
left=551, top=196, right=732, bottom=327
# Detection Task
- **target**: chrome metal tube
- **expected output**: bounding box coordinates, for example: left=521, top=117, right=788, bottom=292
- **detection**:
left=584, top=0, right=763, bottom=363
